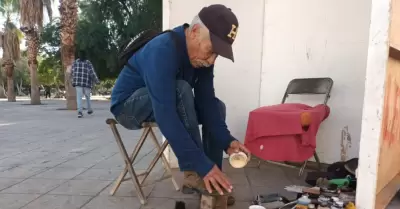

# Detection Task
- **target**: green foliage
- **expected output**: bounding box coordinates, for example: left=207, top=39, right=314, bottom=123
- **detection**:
left=38, top=54, right=63, bottom=86
left=39, top=0, right=162, bottom=81
left=14, top=56, right=30, bottom=85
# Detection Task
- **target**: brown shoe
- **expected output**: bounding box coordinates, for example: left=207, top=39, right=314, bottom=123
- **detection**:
left=181, top=171, right=236, bottom=206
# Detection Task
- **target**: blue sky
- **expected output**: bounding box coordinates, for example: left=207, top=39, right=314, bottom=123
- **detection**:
left=0, top=1, right=60, bottom=57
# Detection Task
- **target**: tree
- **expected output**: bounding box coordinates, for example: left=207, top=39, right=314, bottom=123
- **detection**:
left=0, top=0, right=22, bottom=102
left=0, top=60, right=6, bottom=98
left=59, top=0, right=78, bottom=110
left=19, top=0, right=52, bottom=104
left=40, top=0, right=162, bottom=78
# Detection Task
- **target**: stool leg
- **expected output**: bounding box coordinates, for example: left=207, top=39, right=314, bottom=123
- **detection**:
left=139, top=140, right=169, bottom=186
left=109, top=124, right=147, bottom=204
left=110, top=127, right=150, bottom=196
left=148, top=128, right=180, bottom=191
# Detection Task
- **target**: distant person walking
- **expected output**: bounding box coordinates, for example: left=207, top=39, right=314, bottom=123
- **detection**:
left=71, top=51, right=100, bottom=118
left=44, top=85, right=51, bottom=98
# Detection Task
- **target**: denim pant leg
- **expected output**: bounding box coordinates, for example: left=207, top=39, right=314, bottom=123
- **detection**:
left=116, top=87, right=154, bottom=130
left=83, top=88, right=92, bottom=111
left=76, top=86, right=84, bottom=113
left=115, top=80, right=203, bottom=172
left=198, top=99, right=227, bottom=170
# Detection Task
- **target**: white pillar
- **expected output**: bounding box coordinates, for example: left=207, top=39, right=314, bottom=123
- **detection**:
left=356, top=0, right=392, bottom=208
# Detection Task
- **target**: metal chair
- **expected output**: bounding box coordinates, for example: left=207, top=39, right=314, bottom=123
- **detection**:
left=259, top=77, right=334, bottom=176
left=106, top=119, right=180, bottom=205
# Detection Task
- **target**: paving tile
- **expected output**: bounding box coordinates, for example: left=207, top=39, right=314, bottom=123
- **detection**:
left=245, top=166, right=287, bottom=186
left=81, top=196, right=142, bottom=209
left=21, top=195, right=92, bottom=209
left=0, top=194, right=40, bottom=209
left=73, top=168, right=122, bottom=181
left=1, top=179, right=66, bottom=194
left=49, top=180, right=112, bottom=196
left=31, top=167, right=87, bottom=179
left=92, top=155, right=125, bottom=169
left=0, top=167, right=12, bottom=172
left=0, top=158, right=31, bottom=168
left=229, top=201, right=252, bottom=209
left=0, top=166, right=48, bottom=179
left=59, top=151, right=115, bottom=168
left=28, top=154, right=72, bottom=168
left=0, top=178, right=25, bottom=191
left=149, top=177, right=197, bottom=200
left=140, top=198, right=199, bottom=209
left=231, top=184, right=254, bottom=202
left=99, top=181, right=155, bottom=198
left=227, top=172, right=250, bottom=185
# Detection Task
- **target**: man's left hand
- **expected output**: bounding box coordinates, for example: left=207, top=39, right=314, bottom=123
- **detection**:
left=226, top=140, right=251, bottom=158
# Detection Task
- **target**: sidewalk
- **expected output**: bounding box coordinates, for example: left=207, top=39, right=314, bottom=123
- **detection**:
left=0, top=99, right=397, bottom=208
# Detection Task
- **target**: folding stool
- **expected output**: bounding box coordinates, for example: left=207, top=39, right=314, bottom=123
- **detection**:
left=106, top=118, right=180, bottom=205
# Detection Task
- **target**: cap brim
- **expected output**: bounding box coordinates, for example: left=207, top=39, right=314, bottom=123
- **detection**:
left=210, top=32, right=234, bottom=62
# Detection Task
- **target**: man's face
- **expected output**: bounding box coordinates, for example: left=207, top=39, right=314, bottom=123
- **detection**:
left=186, top=25, right=218, bottom=68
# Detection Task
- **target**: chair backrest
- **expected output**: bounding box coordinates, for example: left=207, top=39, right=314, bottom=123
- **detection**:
left=281, top=77, right=334, bottom=105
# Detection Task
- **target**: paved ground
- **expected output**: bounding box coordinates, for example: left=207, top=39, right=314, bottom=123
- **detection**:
left=0, top=98, right=398, bottom=209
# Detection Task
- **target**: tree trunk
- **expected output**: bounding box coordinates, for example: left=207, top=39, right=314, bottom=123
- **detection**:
left=0, top=84, right=6, bottom=98
left=3, top=60, right=16, bottom=102
left=60, top=0, right=78, bottom=110
left=26, top=29, right=41, bottom=105
left=7, top=76, right=15, bottom=102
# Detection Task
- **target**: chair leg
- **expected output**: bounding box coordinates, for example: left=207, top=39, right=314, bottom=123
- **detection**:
left=109, top=124, right=148, bottom=205
left=299, top=152, right=321, bottom=176
left=314, top=152, right=322, bottom=171
left=148, top=127, right=180, bottom=191
left=299, top=160, right=307, bottom=177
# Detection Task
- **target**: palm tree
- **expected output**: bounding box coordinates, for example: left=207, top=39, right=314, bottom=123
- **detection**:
left=0, top=0, right=22, bottom=102
left=1, top=22, right=22, bottom=102
left=19, top=0, right=52, bottom=105
left=59, top=0, right=78, bottom=110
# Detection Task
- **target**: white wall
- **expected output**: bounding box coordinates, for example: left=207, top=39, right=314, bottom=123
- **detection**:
left=164, top=0, right=372, bottom=164
left=260, top=0, right=371, bottom=163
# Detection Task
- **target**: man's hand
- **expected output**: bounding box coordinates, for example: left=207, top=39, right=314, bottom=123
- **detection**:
left=226, top=140, right=251, bottom=158
left=203, top=165, right=233, bottom=195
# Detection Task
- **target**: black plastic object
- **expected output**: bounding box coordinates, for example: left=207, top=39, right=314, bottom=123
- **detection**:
left=344, top=158, right=358, bottom=175
left=253, top=193, right=291, bottom=205
left=281, top=77, right=334, bottom=105
left=175, top=201, right=186, bottom=209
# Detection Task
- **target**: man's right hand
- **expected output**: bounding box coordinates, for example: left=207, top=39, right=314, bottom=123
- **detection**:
left=203, top=165, right=233, bottom=195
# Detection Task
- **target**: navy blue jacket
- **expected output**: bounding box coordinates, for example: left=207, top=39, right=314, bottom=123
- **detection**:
left=111, top=24, right=235, bottom=177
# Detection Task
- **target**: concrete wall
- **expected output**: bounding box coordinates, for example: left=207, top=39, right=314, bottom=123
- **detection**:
left=163, top=0, right=372, bottom=163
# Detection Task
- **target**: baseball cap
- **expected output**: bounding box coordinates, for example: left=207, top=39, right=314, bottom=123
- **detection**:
left=198, top=4, right=238, bottom=62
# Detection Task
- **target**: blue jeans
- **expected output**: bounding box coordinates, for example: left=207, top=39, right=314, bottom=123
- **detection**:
left=116, top=80, right=226, bottom=169
left=76, top=86, right=92, bottom=113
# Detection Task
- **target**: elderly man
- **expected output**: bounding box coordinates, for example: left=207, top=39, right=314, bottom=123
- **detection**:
left=110, top=4, right=249, bottom=205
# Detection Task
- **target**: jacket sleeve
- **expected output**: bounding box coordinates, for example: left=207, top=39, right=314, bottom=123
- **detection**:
left=88, top=61, right=100, bottom=84
left=140, top=44, right=214, bottom=177
left=194, top=66, right=236, bottom=151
